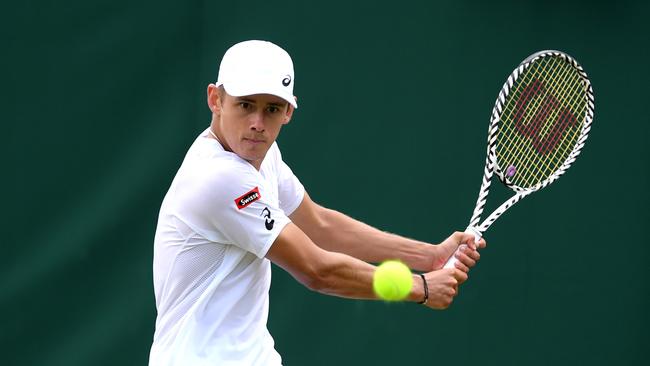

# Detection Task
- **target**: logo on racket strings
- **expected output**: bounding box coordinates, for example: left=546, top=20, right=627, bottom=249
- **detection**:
left=515, top=79, right=577, bottom=155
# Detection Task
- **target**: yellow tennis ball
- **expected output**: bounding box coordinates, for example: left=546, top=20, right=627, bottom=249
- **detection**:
left=373, top=260, right=413, bottom=301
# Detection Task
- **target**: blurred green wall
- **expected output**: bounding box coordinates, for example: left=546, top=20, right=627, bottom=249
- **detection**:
left=2, top=1, right=649, bottom=365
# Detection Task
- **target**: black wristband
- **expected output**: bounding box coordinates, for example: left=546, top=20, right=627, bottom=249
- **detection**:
left=417, top=274, right=428, bottom=305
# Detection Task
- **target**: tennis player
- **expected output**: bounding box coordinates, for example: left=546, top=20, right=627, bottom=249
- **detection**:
left=148, top=40, right=486, bottom=366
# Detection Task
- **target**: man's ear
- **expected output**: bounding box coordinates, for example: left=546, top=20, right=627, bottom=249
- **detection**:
left=207, top=84, right=221, bottom=114
left=283, top=96, right=297, bottom=124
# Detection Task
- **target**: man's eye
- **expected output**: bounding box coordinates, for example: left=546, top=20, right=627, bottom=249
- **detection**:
left=239, top=102, right=251, bottom=109
left=267, top=106, right=279, bottom=113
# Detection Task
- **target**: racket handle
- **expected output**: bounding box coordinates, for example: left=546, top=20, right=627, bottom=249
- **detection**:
left=443, top=227, right=482, bottom=269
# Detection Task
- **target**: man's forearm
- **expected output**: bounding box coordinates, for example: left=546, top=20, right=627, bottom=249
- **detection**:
left=302, top=207, right=435, bottom=271
left=267, top=222, right=426, bottom=303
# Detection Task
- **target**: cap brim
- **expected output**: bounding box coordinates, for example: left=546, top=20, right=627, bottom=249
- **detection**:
left=217, top=82, right=298, bottom=109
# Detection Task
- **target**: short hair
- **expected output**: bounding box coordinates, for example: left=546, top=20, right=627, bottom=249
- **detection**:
left=217, top=85, right=226, bottom=101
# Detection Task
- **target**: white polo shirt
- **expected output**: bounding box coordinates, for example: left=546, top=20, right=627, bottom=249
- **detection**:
left=149, top=128, right=304, bottom=366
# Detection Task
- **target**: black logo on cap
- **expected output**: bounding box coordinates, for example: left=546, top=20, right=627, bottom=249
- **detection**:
left=282, top=75, right=291, bottom=87
left=261, top=207, right=275, bottom=230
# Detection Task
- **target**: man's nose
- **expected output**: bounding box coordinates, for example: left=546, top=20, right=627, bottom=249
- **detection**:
left=249, top=111, right=265, bottom=131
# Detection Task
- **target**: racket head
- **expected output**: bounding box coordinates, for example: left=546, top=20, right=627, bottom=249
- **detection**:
left=488, top=50, right=595, bottom=192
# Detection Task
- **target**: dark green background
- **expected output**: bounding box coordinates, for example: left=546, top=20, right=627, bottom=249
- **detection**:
left=3, top=0, right=649, bottom=365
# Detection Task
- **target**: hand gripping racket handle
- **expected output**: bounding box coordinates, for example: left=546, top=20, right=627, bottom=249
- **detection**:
left=443, top=226, right=482, bottom=269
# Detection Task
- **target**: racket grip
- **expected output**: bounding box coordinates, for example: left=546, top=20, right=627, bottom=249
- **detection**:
left=443, top=227, right=482, bottom=269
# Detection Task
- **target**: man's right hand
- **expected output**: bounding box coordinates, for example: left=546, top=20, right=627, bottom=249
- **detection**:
left=422, top=268, right=468, bottom=309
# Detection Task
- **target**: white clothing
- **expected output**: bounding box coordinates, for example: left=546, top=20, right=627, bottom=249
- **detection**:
left=149, top=129, right=304, bottom=365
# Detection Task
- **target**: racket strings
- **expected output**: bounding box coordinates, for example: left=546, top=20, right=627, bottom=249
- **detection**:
left=546, top=70, right=586, bottom=163
left=536, top=61, right=584, bottom=162
left=496, top=56, right=587, bottom=188
left=514, top=61, right=577, bottom=167
left=518, top=73, right=584, bottom=184
left=517, top=63, right=582, bottom=184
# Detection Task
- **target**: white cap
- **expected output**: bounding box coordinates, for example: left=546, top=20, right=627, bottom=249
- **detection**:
left=216, top=40, right=297, bottom=109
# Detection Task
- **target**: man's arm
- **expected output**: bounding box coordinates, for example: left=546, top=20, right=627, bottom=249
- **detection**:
left=266, top=222, right=466, bottom=309
left=289, top=192, right=484, bottom=272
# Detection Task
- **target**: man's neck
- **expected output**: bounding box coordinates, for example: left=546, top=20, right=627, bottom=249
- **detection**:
left=208, top=126, right=263, bottom=171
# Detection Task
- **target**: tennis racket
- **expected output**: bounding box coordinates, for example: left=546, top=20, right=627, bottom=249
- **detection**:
left=444, top=50, right=595, bottom=269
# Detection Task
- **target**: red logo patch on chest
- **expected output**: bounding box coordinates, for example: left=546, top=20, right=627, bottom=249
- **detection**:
left=235, top=187, right=261, bottom=209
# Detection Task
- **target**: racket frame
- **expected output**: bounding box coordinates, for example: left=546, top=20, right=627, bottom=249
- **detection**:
left=445, top=51, right=594, bottom=269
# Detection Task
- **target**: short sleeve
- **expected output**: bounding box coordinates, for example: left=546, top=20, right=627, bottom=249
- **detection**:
left=172, top=160, right=291, bottom=258
left=273, top=147, right=305, bottom=216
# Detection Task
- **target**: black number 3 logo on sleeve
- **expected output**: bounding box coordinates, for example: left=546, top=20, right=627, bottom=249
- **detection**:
left=261, top=207, right=275, bottom=230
